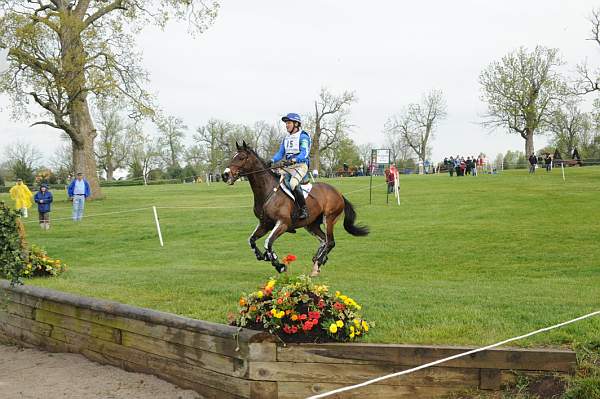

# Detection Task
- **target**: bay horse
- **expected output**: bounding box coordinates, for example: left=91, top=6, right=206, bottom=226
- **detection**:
left=222, top=141, right=369, bottom=276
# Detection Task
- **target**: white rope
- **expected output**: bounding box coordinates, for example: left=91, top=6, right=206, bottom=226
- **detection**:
left=307, top=310, right=600, bottom=399
left=20, top=207, right=152, bottom=224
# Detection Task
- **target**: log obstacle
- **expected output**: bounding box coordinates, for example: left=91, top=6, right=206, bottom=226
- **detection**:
left=0, top=281, right=576, bottom=398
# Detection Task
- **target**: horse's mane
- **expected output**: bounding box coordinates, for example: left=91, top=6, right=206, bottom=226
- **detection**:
left=245, top=146, right=278, bottom=179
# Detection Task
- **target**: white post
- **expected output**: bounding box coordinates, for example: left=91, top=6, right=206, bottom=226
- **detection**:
left=153, top=206, right=164, bottom=247
left=206, top=174, right=210, bottom=186
left=561, top=162, right=565, bottom=181
left=394, top=171, right=400, bottom=205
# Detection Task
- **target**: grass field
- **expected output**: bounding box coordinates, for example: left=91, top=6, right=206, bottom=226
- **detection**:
left=3, top=167, right=599, bottom=347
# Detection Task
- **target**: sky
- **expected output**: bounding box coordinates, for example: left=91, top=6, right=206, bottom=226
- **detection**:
left=1, top=0, right=600, bottom=165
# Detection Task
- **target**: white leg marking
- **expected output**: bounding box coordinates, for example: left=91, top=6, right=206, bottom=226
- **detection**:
left=264, top=221, right=282, bottom=250
left=248, top=223, right=260, bottom=246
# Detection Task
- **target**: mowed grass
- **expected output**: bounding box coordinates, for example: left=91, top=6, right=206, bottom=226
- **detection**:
left=2, top=167, right=599, bottom=347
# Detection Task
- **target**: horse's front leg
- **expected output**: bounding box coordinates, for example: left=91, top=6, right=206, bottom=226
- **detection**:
left=264, top=220, right=289, bottom=273
left=248, top=221, right=273, bottom=261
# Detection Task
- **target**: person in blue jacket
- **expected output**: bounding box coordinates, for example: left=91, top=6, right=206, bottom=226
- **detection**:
left=67, top=172, right=92, bottom=222
left=34, top=183, right=53, bottom=230
left=267, top=113, right=312, bottom=219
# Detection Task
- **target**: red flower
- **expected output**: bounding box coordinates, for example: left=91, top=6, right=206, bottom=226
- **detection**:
left=333, top=302, right=345, bottom=311
left=299, top=314, right=307, bottom=321
left=282, top=254, right=297, bottom=266
left=283, top=325, right=293, bottom=334
left=277, top=298, right=283, bottom=305
left=291, top=326, right=298, bottom=333
left=303, top=321, right=313, bottom=331
left=317, top=299, right=325, bottom=309
left=311, top=319, right=319, bottom=325
left=308, top=311, right=321, bottom=320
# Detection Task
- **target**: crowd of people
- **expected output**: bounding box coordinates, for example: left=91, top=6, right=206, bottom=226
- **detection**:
left=8, top=172, right=92, bottom=229
left=442, top=155, right=486, bottom=177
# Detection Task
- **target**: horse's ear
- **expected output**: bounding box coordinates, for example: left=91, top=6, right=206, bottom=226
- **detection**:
left=242, top=140, right=248, bottom=149
left=235, top=141, right=241, bottom=150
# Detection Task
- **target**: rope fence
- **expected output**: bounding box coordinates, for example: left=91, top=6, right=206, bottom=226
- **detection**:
left=307, top=310, right=600, bottom=399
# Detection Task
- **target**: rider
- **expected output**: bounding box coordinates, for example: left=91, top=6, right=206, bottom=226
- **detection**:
left=267, top=113, right=311, bottom=219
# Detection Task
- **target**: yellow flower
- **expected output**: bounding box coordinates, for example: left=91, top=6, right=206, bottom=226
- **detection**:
left=361, top=321, right=369, bottom=332
left=349, top=326, right=355, bottom=338
left=256, top=291, right=264, bottom=299
left=266, top=279, right=276, bottom=289
left=291, top=314, right=298, bottom=321
left=274, top=311, right=285, bottom=319
left=336, top=320, right=344, bottom=328
left=335, top=291, right=341, bottom=297
left=329, top=323, right=338, bottom=333
left=340, top=295, right=348, bottom=301
left=270, top=308, right=277, bottom=315
left=353, top=319, right=360, bottom=327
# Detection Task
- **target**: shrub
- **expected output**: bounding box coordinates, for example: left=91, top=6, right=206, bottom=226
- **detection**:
left=0, top=202, right=26, bottom=285
left=232, top=262, right=373, bottom=343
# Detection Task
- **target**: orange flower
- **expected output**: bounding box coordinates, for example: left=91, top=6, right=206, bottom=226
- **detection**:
left=282, top=254, right=297, bottom=266
left=239, top=298, right=246, bottom=306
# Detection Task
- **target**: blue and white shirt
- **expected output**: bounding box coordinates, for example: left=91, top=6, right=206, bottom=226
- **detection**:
left=271, top=130, right=311, bottom=165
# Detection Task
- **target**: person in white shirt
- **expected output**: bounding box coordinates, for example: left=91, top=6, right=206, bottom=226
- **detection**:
left=67, top=172, right=91, bottom=221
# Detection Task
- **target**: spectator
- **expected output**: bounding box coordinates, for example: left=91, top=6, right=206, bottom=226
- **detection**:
left=465, top=157, right=473, bottom=176
left=9, top=178, right=33, bottom=218
left=447, top=156, right=454, bottom=176
left=471, top=156, right=478, bottom=176
left=528, top=153, right=537, bottom=174
left=459, top=158, right=466, bottom=176
left=544, top=153, right=552, bottom=172
left=34, top=183, right=53, bottom=230
left=454, top=156, right=461, bottom=176
left=67, top=172, right=91, bottom=222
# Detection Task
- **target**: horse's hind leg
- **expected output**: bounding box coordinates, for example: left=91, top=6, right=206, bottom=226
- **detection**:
left=249, top=222, right=273, bottom=261
left=264, top=220, right=289, bottom=273
left=318, top=212, right=340, bottom=267
left=305, top=220, right=326, bottom=276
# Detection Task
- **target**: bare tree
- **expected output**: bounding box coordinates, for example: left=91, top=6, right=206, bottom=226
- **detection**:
left=548, top=100, right=591, bottom=157
left=576, top=9, right=600, bottom=94
left=157, top=115, right=187, bottom=169
left=194, top=119, right=235, bottom=174
left=385, top=89, right=446, bottom=164
left=480, top=46, right=567, bottom=155
left=94, top=102, right=130, bottom=180
left=129, top=130, right=161, bottom=185
left=305, top=88, right=357, bottom=171
left=384, top=129, right=413, bottom=164
left=4, top=141, right=42, bottom=182
left=0, top=1, right=219, bottom=198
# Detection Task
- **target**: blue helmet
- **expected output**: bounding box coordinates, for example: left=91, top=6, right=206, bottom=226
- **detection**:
left=281, top=113, right=301, bottom=123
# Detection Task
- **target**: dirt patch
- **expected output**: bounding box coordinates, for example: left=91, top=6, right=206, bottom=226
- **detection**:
left=0, top=344, right=201, bottom=399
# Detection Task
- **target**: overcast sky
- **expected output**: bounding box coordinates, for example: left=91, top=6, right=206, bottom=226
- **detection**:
left=1, top=0, right=600, bottom=165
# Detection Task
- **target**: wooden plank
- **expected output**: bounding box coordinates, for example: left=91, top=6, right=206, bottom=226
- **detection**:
left=250, top=381, right=278, bottom=399
left=8, top=295, right=250, bottom=358
left=0, top=322, right=67, bottom=353
left=0, top=311, right=53, bottom=337
left=277, top=381, right=457, bottom=399
left=249, top=342, right=277, bottom=361
left=0, top=283, right=269, bottom=343
left=49, top=326, right=253, bottom=397
left=121, top=330, right=247, bottom=377
left=123, top=360, right=246, bottom=399
left=480, top=369, right=501, bottom=390
left=36, top=309, right=121, bottom=344
left=7, top=302, right=36, bottom=319
left=250, top=362, right=480, bottom=387
left=277, top=343, right=577, bottom=372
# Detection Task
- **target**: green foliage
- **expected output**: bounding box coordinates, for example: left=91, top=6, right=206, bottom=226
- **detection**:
left=23, top=245, right=68, bottom=278
left=0, top=173, right=4, bottom=187
left=564, top=341, right=600, bottom=399
left=0, top=202, right=26, bottom=285
left=503, top=150, right=527, bottom=169
left=10, top=159, right=35, bottom=184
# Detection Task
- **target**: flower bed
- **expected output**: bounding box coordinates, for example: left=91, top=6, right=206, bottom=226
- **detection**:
left=24, top=245, right=67, bottom=278
left=231, top=258, right=372, bottom=343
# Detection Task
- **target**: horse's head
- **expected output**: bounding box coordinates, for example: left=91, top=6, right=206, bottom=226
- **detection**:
left=222, top=141, right=261, bottom=185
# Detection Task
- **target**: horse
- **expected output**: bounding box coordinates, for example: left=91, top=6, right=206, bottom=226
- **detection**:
left=222, top=141, right=369, bottom=276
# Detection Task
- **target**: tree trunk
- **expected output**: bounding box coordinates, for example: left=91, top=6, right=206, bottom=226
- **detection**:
left=106, top=164, right=114, bottom=181
left=524, top=129, right=534, bottom=156
left=311, top=123, right=321, bottom=172
left=70, top=97, right=102, bottom=199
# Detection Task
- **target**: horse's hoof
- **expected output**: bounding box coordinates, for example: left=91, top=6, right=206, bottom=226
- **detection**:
left=274, top=264, right=287, bottom=273
left=310, top=270, right=320, bottom=277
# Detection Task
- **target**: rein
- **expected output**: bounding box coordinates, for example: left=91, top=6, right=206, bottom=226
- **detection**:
left=238, top=164, right=285, bottom=177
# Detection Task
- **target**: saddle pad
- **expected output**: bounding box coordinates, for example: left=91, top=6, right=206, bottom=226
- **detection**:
left=279, top=183, right=312, bottom=200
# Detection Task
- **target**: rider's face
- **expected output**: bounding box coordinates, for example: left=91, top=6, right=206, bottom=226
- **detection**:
left=285, top=121, right=295, bottom=133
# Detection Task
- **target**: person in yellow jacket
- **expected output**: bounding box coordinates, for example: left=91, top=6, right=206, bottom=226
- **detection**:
left=9, top=178, right=33, bottom=218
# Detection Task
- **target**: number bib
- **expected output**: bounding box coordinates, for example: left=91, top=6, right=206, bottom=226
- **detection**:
left=284, top=132, right=301, bottom=154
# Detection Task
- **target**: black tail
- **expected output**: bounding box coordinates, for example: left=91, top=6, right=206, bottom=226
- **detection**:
left=343, top=196, right=369, bottom=236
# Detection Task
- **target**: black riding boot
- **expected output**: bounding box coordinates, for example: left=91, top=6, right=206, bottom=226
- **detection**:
left=293, top=186, right=309, bottom=219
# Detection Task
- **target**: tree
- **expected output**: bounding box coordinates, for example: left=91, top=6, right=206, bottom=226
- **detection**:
left=576, top=9, right=600, bottom=95
left=480, top=46, right=567, bottom=156
left=0, top=1, right=219, bottom=199
left=194, top=119, right=235, bottom=174
left=384, top=128, right=413, bottom=164
left=94, top=102, right=130, bottom=180
left=3, top=141, right=41, bottom=183
left=305, top=88, right=357, bottom=172
left=129, top=130, right=161, bottom=185
left=157, top=115, right=187, bottom=169
left=385, top=89, right=447, bottom=164
left=548, top=101, right=591, bottom=158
